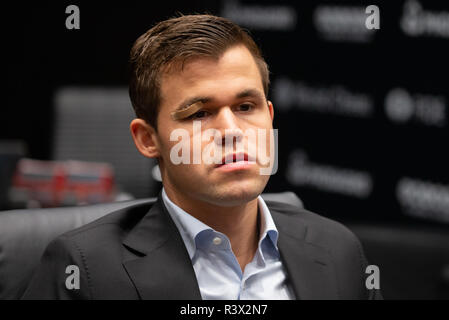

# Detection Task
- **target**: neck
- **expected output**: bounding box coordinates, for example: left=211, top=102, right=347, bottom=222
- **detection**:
left=163, top=185, right=260, bottom=271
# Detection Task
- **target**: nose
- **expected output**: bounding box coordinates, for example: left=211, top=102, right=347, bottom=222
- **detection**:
left=213, top=107, right=243, bottom=146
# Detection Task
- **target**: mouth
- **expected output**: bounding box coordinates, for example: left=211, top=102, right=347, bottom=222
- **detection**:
left=214, top=152, right=256, bottom=171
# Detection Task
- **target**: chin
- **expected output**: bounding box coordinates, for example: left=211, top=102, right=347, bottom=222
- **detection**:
left=205, top=180, right=265, bottom=207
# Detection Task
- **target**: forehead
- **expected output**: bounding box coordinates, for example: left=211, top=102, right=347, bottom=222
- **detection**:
left=159, top=45, right=263, bottom=108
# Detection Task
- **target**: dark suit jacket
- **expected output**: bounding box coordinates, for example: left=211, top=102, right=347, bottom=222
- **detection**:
left=22, top=194, right=382, bottom=300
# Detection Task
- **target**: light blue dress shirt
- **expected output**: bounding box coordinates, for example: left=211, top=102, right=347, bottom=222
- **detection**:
left=161, top=188, right=295, bottom=300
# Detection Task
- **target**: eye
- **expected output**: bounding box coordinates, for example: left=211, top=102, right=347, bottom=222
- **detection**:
left=237, top=103, right=253, bottom=112
left=189, top=110, right=209, bottom=119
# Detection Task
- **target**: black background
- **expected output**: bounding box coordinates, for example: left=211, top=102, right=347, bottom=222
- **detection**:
left=2, top=0, right=449, bottom=228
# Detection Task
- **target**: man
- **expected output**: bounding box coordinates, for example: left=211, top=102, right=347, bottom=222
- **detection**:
left=22, top=14, right=381, bottom=300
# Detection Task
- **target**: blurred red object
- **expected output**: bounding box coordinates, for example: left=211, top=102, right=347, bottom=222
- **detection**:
left=10, top=158, right=116, bottom=207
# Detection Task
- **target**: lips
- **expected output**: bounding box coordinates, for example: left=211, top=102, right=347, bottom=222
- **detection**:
left=215, top=152, right=256, bottom=168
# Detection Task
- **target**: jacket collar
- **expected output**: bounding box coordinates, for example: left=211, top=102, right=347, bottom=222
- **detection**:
left=122, top=193, right=202, bottom=299
left=122, top=194, right=338, bottom=300
left=271, top=209, right=339, bottom=299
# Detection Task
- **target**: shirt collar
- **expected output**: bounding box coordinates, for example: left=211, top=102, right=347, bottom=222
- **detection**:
left=161, top=188, right=279, bottom=260
left=257, top=194, right=279, bottom=251
left=162, top=188, right=211, bottom=259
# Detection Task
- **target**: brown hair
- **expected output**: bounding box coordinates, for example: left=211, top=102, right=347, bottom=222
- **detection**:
left=129, top=14, right=270, bottom=130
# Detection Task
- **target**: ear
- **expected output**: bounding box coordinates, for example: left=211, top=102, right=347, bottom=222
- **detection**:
left=130, top=119, right=160, bottom=158
left=267, top=100, right=274, bottom=121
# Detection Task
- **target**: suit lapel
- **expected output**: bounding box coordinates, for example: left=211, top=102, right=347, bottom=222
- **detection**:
left=122, top=195, right=202, bottom=300
left=121, top=196, right=338, bottom=300
left=270, top=206, right=339, bottom=300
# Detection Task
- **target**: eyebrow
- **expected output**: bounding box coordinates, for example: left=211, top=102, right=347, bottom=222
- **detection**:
left=235, top=88, right=265, bottom=101
left=174, top=88, right=265, bottom=113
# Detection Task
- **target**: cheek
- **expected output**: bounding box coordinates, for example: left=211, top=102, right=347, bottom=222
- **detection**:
left=160, top=133, right=207, bottom=170
left=157, top=137, right=173, bottom=161
left=157, top=126, right=186, bottom=157
left=247, top=111, right=273, bottom=130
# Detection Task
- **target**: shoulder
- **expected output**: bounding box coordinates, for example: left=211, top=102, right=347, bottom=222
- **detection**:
left=51, top=200, right=156, bottom=257
left=266, top=200, right=376, bottom=299
left=266, top=200, right=359, bottom=243
left=266, top=200, right=365, bottom=265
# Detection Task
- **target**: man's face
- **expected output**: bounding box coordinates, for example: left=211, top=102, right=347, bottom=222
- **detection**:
left=155, top=45, right=274, bottom=207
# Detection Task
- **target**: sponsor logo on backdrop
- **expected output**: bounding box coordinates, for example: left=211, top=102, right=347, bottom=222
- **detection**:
left=286, top=150, right=373, bottom=198
left=273, top=78, right=374, bottom=118
left=397, top=177, right=449, bottom=223
left=401, top=0, right=449, bottom=39
left=385, top=88, right=447, bottom=127
left=222, top=0, right=297, bottom=31
left=314, top=5, right=379, bottom=42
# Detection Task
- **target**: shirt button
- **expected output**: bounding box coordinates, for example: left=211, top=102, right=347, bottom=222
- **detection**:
left=212, top=237, right=222, bottom=245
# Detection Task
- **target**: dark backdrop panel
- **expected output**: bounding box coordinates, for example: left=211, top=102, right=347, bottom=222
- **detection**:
left=2, top=0, right=448, bottom=228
